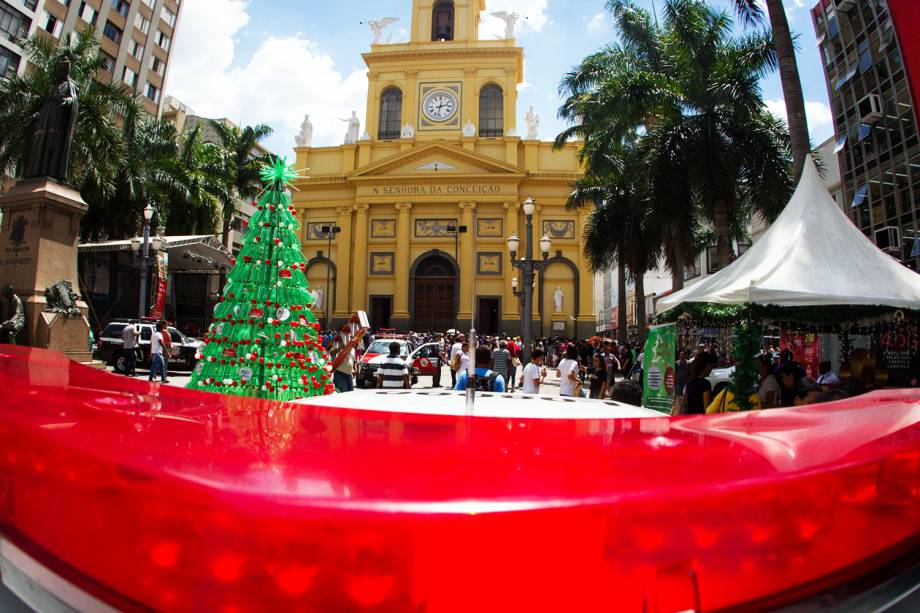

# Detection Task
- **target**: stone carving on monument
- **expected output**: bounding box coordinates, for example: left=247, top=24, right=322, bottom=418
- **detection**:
left=401, top=123, right=415, bottom=139
left=462, top=120, right=476, bottom=138
left=44, top=280, right=82, bottom=318
left=294, top=114, right=313, bottom=147
left=0, top=285, right=25, bottom=345
left=0, top=56, right=96, bottom=363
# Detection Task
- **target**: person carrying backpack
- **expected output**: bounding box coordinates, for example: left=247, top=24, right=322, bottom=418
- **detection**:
left=454, top=346, right=506, bottom=393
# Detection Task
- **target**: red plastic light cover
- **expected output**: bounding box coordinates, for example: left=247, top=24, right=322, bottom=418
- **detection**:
left=0, top=345, right=918, bottom=611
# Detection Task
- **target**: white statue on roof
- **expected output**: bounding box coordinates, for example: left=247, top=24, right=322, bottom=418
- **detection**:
left=368, top=17, right=399, bottom=44
left=492, top=11, right=520, bottom=39
left=341, top=111, right=360, bottom=144
left=524, top=106, right=540, bottom=140
left=294, top=114, right=313, bottom=147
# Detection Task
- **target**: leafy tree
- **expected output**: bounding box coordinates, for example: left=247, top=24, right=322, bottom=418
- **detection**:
left=163, top=125, right=233, bottom=236
left=208, top=120, right=274, bottom=248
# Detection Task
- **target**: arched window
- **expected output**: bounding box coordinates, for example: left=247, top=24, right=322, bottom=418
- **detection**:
left=378, top=87, right=402, bottom=140
left=431, top=0, right=454, bottom=41
left=479, top=85, right=504, bottom=137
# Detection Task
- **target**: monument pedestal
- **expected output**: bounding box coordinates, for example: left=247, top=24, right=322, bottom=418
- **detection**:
left=551, top=313, right=570, bottom=337
left=0, top=178, right=93, bottom=363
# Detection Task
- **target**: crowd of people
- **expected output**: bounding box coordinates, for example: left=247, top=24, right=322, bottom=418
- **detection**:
left=324, top=326, right=647, bottom=405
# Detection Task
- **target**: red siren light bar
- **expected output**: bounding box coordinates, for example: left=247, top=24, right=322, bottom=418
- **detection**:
left=0, top=345, right=918, bottom=611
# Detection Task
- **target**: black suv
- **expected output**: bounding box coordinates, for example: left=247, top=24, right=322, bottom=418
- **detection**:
left=95, top=320, right=203, bottom=373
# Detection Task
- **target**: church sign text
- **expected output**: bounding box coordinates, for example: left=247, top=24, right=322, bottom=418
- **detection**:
left=371, top=184, right=503, bottom=197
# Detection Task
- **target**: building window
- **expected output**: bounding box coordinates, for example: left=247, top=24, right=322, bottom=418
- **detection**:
left=113, top=0, right=130, bottom=18
left=40, top=11, right=63, bottom=38
left=155, top=30, right=170, bottom=51
left=150, top=55, right=165, bottom=76
left=134, top=12, right=150, bottom=34
left=852, top=183, right=870, bottom=207
left=129, top=38, right=143, bottom=59
left=378, top=87, right=402, bottom=140
left=479, top=85, right=504, bottom=137
left=122, top=66, right=137, bottom=87
left=100, top=51, right=115, bottom=73
left=826, top=5, right=840, bottom=38
left=78, top=1, right=97, bottom=24
left=141, top=0, right=154, bottom=7
left=0, top=46, right=21, bottom=79
left=103, top=20, right=123, bottom=44
left=145, top=81, right=160, bottom=103
left=431, top=0, right=454, bottom=41
left=161, top=7, right=176, bottom=28
left=858, top=39, right=873, bottom=73
left=0, top=3, right=31, bottom=43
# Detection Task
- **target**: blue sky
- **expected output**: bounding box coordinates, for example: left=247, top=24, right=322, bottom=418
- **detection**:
left=168, top=0, right=833, bottom=157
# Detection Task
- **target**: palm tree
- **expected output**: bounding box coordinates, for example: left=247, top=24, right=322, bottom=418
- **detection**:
left=730, top=0, right=811, bottom=180
left=164, top=126, right=232, bottom=236
left=208, top=120, right=274, bottom=248
left=0, top=28, right=137, bottom=196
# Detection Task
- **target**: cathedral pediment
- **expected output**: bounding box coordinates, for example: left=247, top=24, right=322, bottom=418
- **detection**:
left=348, top=142, right=526, bottom=180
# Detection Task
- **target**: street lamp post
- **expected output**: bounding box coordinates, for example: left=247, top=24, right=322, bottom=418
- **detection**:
left=137, top=204, right=154, bottom=320
left=508, top=197, right=552, bottom=363
left=445, top=222, right=468, bottom=265
left=321, top=224, right=342, bottom=329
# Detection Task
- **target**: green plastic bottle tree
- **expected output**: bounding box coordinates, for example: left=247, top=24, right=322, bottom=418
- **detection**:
left=187, top=158, right=335, bottom=400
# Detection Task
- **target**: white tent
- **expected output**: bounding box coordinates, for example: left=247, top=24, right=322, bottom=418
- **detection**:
left=657, top=156, right=920, bottom=313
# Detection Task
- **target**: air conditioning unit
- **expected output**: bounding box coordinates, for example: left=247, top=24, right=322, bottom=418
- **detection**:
left=837, top=0, right=857, bottom=11
left=858, top=94, right=884, bottom=124
left=875, top=226, right=900, bottom=252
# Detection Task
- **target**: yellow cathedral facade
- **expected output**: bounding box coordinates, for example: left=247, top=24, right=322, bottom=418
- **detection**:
left=292, top=0, right=593, bottom=338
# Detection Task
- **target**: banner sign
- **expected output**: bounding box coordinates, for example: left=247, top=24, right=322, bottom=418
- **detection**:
left=642, top=323, right=677, bottom=413
left=878, top=327, right=918, bottom=388
left=781, top=331, right=821, bottom=379
left=149, top=250, right=169, bottom=320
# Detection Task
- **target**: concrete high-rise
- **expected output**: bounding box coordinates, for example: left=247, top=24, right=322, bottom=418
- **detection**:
left=0, top=0, right=181, bottom=116
left=812, top=0, right=920, bottom=268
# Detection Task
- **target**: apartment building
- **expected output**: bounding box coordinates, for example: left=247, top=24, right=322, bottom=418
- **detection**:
left=812, top=0, right=920, bottom=268
left=0, top=0, right=182, bottom=116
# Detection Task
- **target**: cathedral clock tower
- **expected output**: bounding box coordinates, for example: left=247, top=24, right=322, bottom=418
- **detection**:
left=363, top=0, right=523, bottom=141
left=292, top=1, right=593, bottom=340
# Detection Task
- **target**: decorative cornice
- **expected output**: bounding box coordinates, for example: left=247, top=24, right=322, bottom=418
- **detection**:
left=395, top=203, right=413, bottom=212
left=353, top=204, right=370, bottom=213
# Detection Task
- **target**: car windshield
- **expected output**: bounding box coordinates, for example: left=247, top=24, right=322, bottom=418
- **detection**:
left=367, top=340, right=405, bottom=355
left=101, top=324, right=127, bottom=337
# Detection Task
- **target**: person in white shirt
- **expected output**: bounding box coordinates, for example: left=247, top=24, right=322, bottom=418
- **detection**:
left=148, top=321, right=169, bottom=383
left=449, top=334, right=465, bottom=388
left=121, top=323, right=139, bottom=376
left=556, top=345, right=582, bottom=397
left=520, top=348, right=547, bottom=395
left=816, top=360, right=841, bottom=388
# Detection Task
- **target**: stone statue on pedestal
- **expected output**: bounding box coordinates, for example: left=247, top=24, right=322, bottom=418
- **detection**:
left=368, top=17, right=399, bottom=44
left=462, top=120, right=476, bottom=138
left=1, top=285, right=25, bottom=345
left=401, top=123, right=415, bottom=139
left=294, top=114, right=313, bottom=147
left=491, top=11, right=520, bottom=39
left=26, top=58, right=79, bottom=182
left=554, top=287, right=564, bottom=314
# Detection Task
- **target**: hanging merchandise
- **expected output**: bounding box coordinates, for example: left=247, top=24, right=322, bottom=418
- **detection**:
left=187, top=158, right=335, bottom=400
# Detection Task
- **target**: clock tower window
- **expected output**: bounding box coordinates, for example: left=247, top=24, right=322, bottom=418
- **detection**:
left=479, top=85, right=504, bottom=138
left=379, top=87, right=403, bottom=140
left=431, top=0, right=454, bottom=41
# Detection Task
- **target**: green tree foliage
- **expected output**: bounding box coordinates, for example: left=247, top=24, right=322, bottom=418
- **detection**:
left=188, top=159, right=334, bottom=400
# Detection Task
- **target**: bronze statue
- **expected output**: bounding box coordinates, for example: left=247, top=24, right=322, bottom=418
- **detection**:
left=26, top=57, right=79, bottom=181
left=1, top=285, right=25, bottom=345
left=44, top=280, right=82, bottom=318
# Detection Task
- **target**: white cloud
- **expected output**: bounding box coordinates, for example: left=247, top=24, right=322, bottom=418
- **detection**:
left=166, top=0, right=367, bottom=156
left=765, top=98, right=834, bottom=130
left=479, top=0, right=549, bottom=40
left=586, top=12, right=606, bottom=34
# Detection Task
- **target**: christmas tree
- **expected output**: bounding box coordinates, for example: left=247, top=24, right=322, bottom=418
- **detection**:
left=187, top=158, right=335, bottom=400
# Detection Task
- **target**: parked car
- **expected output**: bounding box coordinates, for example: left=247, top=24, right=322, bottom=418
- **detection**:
left=356, top=337, right=416, bottom=388
left=95, top=320, right=203, bottom=373
left=408, top=342, right=443, bottom=387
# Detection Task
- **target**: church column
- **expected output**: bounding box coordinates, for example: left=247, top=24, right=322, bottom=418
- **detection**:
left=333, top=206, right=353, bottom=322
left=405, top=69, right=419, bottom=129
left=351, top=204, right=370, bottom=311
left=457, top=202, right=476, bottom=325
left=532, top=203, right=543, bottom=334
left=392, top=203, right=413, bottom=324
left=502, top=202, right=520, bottom=320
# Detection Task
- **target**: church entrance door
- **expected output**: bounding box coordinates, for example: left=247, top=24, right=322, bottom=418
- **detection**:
left=412, top=254, right=456, bottom=332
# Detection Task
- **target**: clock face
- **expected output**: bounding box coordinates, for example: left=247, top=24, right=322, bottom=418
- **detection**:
left=423, top=90, right=458, bottom=122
